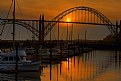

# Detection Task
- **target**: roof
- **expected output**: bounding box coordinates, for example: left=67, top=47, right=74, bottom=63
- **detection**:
left=0, top=49, right=27, bottom=57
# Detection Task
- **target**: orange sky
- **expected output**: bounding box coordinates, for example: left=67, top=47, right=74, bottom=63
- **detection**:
left=0, top=0, right=121, bottom=40
left=0, top=0, right=121, bottom=22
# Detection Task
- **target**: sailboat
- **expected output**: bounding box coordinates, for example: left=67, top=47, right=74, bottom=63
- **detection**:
left=0, top=0, right=41, bottom=72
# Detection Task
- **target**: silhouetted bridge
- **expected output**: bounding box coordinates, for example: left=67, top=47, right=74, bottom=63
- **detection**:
left=0, top=6, right=121, bottom=45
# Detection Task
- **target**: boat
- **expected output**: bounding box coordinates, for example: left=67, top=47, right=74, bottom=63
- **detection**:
left=39, top=48, right=63, bottom=63
left=55, top=44, right=74, bottom=57
left=0, top=0, right=42, bottom=72
left=0, top=48, right=41, bottom=72
left=39, top=48, right=59, bottom=59
left=24, top=46, right=36, bottom=55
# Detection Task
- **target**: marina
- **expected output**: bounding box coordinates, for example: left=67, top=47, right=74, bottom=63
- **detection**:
left=0, top=50, right=121, bottom=81
left=0, top=0, right=121, bottom=81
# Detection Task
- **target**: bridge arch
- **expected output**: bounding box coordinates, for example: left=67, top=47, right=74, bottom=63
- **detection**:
left=0, top=6, right=115, bottom=39
left=45, top=6, right=115, bottom=38
left=15, top=21, right=39, bottom=37
left=0, top=20, right=39, bottom=38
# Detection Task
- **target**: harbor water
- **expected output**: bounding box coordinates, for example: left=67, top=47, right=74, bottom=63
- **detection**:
left=0, top=50, right=121, bottom=81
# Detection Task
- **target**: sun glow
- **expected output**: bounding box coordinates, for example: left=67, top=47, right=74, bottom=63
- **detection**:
left=66, top=18, right=71, bottom=22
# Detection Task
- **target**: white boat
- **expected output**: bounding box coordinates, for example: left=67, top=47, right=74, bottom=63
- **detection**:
left=0, top=0, right=42, bottom=72
left=0, top=49, right=41, bottom=72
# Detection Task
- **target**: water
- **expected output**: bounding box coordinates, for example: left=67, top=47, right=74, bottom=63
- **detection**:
left=0, top=50, right=121, bottom=81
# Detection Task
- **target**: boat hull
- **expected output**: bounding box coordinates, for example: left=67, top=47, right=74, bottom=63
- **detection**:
left=0, top=61, right=41, bottom=72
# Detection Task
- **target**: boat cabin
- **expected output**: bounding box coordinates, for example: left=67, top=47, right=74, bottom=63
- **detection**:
left=0, top=49, right=27, bottom=63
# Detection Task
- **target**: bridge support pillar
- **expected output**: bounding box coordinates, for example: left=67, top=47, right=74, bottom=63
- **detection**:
left=115, top=21, right=118, bottom=42
left=39, top=14, right=44, bottom=45
left=119, top=20, right=121, bottom=45
left=115, top=20, right=121, bottom=49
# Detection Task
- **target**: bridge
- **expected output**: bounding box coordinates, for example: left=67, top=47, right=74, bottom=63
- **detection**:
left=0, top=6, right=121, bottom=43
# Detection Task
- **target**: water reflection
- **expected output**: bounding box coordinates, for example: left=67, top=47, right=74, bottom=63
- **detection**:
left=0, top=50, right=121, bottom=81
left=0, top=71, right=41, bottom=81
left=41, top=50, right=121, bottom=81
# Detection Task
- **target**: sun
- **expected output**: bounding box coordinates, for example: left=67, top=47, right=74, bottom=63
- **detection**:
left=66, top=18, right=71, bottom=22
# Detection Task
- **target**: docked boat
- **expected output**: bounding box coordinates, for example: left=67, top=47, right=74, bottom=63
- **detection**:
left=39, top=48, right=60, bottom=59
left=0, top=49, right=41, bottom=72
left=55, top=45, right=74, bottom=57
left=39, top=48, right=64, bottom=63
left=24, top=46, right=36, bottom=55
left=0, top=0, right=42, bottom=72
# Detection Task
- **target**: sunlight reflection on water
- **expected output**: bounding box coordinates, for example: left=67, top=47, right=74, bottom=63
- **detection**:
left=41, top=50, right=121, bottom=81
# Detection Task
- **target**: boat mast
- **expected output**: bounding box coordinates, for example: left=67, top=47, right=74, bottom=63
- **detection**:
left=13, top=0, right=15, bottom=49
left=13, top=0, right=18, bottom=71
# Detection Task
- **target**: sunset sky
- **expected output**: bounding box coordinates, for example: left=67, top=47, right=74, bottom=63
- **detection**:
left=0, top=0, right=121, bottom=40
